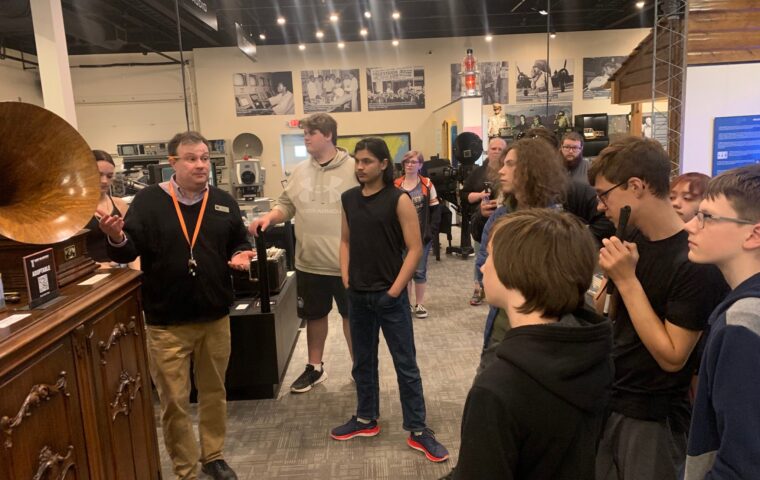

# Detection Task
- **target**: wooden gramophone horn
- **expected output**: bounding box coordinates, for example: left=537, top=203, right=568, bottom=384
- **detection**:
left=0, top=102, right=100, bottom=245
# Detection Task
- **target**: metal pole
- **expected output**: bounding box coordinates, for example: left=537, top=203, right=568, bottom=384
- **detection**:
left=174, top=0, right=191, bottom=131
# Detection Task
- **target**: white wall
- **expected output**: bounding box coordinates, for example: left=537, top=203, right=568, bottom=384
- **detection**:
left=0, top=29, right=648, bottom=196
left=0, top=50, right=43, bottom=105
left=193, top=28, right=648, bottom=197
left=70, top=53, right=193, bottom=153
left=682, top=62, right=760, bottom=175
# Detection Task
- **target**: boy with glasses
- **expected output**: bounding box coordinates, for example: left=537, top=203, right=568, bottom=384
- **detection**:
left=683, top=165, right=760, bottom=479
left=589, top=137, right=728, bottom=480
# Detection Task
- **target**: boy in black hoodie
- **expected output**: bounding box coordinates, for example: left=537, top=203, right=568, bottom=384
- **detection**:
left=452, top=209, right=613, bottom=480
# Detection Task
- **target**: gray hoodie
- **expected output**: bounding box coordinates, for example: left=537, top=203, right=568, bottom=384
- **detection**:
left=273, top=147, right=358, bottom=276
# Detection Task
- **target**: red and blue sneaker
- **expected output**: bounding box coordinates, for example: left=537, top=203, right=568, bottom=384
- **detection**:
left=407, top=428, right=449, bottom=462
left=330, top=416, right=380, bottom=440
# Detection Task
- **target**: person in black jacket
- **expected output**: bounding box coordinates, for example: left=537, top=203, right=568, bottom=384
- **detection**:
left=452, top=209, right=613, bottom=480
left=461, top=137, right=507, bottom=305
left=99, top=131, right=254, bottom=480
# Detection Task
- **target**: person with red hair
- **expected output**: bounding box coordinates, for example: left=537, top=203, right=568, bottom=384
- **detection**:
left=670, top=172, right=710, bottom=223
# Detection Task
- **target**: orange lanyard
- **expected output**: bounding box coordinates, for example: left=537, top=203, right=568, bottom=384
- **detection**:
left=168, top=182, right=209, bottom=260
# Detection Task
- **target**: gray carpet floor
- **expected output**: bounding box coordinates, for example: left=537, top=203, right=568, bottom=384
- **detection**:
left=157, top=246, right=486, bottom=479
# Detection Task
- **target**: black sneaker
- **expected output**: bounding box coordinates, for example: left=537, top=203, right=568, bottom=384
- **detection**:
left=407, top=428, right=449, bottom=462
left=330, top=415, right=380, bottom=440
left=290, top=363, right=327, bottom=393
left=201, top=459, right=238, bottom=480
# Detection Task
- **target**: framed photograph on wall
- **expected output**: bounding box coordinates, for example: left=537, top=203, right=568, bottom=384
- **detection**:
left=233, top=71, right=295, bottom=116
left=450, top=61, right=509, bottom=104
left=582, top=56, right=626, bottom=99
left=301, top=68, right=361, bottom=113
left=366, top=67, right=425, bottom=111
left=515, top=59, right=574, bottom=103
left=337, top=132, right=411, bottom=165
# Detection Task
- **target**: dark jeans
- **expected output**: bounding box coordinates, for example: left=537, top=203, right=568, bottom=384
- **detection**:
left=348, top=288, right=427, bottom=431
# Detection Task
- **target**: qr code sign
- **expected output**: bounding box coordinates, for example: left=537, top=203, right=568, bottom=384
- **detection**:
left=37, top=275, right=50, bottom=294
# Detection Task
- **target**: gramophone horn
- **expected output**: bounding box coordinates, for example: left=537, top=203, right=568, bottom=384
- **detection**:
left=0, top=102, right=100, bottom=245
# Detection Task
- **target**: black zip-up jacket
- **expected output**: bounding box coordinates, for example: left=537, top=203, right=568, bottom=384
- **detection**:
left=454, top=308, right=613, bottom=480
left=107, top=184, right=251, bottom=325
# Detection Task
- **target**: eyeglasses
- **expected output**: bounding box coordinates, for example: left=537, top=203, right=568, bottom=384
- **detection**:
left=596, top=181, right=627, bottom=207
left=561, top=145, right=582, bottom=151
left=695, top=211, right=755, bottom=229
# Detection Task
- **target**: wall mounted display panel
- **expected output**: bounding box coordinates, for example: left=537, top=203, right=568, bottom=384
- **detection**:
left=366, top=67, right=425, bottom=111
left=337, top=132, right=411, bottom=165
left=712, top=114, right=760, bottom=176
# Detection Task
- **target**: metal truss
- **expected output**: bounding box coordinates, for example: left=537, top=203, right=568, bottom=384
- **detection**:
left=651, top=0, right=689, bottom=175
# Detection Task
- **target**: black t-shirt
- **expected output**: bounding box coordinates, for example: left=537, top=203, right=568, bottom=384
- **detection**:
left=610, top=229, right=728, bottom=429
left=341, top=185, right=404, bottom=291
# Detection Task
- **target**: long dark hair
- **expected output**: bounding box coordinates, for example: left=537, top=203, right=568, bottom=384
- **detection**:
left=354, top=137, right=394, bottom=185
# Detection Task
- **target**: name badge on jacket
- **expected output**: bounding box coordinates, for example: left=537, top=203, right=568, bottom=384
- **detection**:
left=214, top=204, right=230, bottom=213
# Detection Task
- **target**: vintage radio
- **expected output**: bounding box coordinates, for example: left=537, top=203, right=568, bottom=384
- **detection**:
left=232, top=247, right=287, bottom=297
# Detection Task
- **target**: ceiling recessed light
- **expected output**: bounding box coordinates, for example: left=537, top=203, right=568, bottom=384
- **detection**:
left=298, top=44, right=306, bottom=50
left=539, top=9, right=548, bottom=15
left=392, top=39, right=399, bottom=46
left=392, top=11, right=400, bottom=20
left=364, top=11, right=372, bottom=19
left=316, top=30, right=324, bottom=39
left=636, top=1, right=645, bottom=8
left=550, top=32, right=557, bottom=39
left=329, top=13, right=339, bottom=22
left=277, top=16, right=286, bottom=25
left=485, top=34, right=493, bottom=42
left=338, top=42, right=345, bottom=49
left=259, top=33, right=266, bottom=40
left=360, top=28, right=368, bottom=36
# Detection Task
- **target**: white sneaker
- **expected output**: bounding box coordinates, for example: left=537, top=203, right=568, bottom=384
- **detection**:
left=414, top=304, right=428, bottom=318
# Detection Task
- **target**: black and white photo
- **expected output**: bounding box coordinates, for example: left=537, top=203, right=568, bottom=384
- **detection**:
left=366, top=66, right=425, bottom=111
left=233, top=71, right=295, bottom=116
left=515, top=59, right=574, bottom=103
left=450, top=61, right=509, bottom=103
left=582, top=57, right=625, bottom=99
left=300, top=68, right=361, bottom=113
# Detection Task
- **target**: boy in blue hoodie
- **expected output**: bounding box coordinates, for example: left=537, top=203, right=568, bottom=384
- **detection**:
left=683, top=164, right=760, bottom=479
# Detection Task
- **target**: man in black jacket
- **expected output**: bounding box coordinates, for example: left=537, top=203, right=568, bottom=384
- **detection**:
left=99, top=131, right=254, bottom=480
left=452, top=209, right=613, bottom=480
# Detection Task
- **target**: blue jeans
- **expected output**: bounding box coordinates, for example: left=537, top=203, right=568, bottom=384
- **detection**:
left=402, top=241, right=433, bottom=283
left=347, top=289, right=427, bottom=431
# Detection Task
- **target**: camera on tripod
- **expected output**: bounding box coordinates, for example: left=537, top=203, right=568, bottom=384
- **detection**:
left=421, top=132, right=484, bottom=257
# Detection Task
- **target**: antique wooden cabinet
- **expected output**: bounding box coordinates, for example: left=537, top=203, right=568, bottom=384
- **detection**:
left=0, top=269, right=161, bottom=479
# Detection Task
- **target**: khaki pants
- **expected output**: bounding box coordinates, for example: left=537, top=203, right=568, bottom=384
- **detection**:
left=147, top=316, right=231, bottom=480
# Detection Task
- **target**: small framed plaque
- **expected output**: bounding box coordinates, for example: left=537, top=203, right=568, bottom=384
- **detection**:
left=22, top=248, right=60, bottom=308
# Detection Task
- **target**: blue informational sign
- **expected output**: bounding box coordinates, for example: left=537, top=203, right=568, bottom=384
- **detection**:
left=712, top=115, right=760, bottom=176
